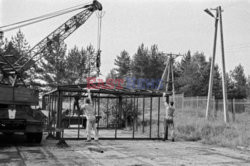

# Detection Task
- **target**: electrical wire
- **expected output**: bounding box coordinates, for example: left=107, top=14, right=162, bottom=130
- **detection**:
left=0, top=2, right=89, bottom=29
left=226, top=45, right=250, bottom=50
left=0, top=1, right=91, bottom=32
left=2, top=8, right=81, bottom=32
left=226, top=42, right=250, bottom=48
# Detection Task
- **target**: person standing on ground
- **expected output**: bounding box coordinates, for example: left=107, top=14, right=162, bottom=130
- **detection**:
left=163, top=92, right=175, bottom=142
left=82, top=89, right=98, bottom=142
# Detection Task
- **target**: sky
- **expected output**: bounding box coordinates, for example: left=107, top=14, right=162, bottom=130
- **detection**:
left=1, top=0, right=250, bottom=78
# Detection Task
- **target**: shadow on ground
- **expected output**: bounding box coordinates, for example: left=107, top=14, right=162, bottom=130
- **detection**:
left=0, top=133, right=43, bottom=147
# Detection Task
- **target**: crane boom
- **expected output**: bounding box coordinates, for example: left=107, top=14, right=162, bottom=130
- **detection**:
left=0, top=0, right=102, bottom=85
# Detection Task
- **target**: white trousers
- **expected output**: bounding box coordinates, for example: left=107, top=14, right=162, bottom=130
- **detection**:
left=86, top=118, right=98, bottom=140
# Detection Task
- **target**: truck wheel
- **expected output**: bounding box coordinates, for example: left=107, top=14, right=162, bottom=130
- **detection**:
left=34, top=133, right=43, bottom=143
left=26, top=133, right=34, bottom=143
left=3, top=132, right=14, bottom=136
left=26, top=133, right=43, bottom=143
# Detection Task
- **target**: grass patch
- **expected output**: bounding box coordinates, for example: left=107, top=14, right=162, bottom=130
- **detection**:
left=175, top=109, right=250, bottom=148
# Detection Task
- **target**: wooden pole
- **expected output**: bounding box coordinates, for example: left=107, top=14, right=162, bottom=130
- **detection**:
left=142, top=97, right=145, bottom=133
left=157, top=96, right=160, bottom=138
left=232, top=98, right=235, bottom=122
left=136, top=97, right=138, bottom=131
left=56, top=91, right=63, bottom=139
left=149, top=97, right=152, bottom=139
left=164, top=95, right=169, bottom=141
left=132, top=96, right=135, bottom=139
left=206, top=9, right=219, bottom=120
left=170, top=55, right=175, bottom=103
left=94, top=98, right=97, bottom=114
left=218, top=6, right=229, bottom=123
left=97, top=95, right=100, bottom=130
left=106, top=98, right=109, bottom=128
left=48, top=95, right=52, bottom=131
left=52, top=95, right=55, bottom=135
left=166, top=57, right=171, bottom=92
left=157, top=59, right=170, bottom=90
left=115, top=98, right=118, bottom=139
left=118, top=96, right=122, bottom=119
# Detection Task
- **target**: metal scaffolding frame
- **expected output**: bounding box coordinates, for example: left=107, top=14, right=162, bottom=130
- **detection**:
left=42, top=83, right=171, bottom=140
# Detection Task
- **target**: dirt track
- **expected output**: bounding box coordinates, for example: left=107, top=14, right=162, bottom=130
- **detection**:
left=0, top=134, right=250, bottom=166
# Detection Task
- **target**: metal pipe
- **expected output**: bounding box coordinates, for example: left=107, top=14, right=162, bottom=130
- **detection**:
left=149, top=97, right=152, bottom=139
left=132, top=96, right=135, bottom=139
left=115, top=98, right=118, bottom=139
left=157, top=96, right=160, bottom=138
left=142, top=97, right=145, bottom=133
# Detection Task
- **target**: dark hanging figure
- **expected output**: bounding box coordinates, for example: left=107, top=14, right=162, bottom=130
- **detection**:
left=73, top=92, right=81, bottom=115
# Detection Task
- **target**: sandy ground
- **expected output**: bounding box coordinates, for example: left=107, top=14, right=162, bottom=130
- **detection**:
left=0, top=134, right=250, bottom=166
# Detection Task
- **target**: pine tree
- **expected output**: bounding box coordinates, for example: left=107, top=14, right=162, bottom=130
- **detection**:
left=0, top=30, right=32, bottom=83
left=148, top=45, right=166, bottom=79
left=230, top=64, right=247, bottom=99
left=176, top=51, right=222, bottom=97
left=39, top=41, right=67, bottom=86
left=66, top=46, right=90, bottom=84
left=131, top=44, right=150, bottom=78
left=114, top=50, right=131, bottom=78
left=11, top=30, right=30, bottom=58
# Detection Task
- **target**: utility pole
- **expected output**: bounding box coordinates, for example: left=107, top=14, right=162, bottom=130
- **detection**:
left=218, top=6, right=229, bottom=122
left=204, top=6, right=228, bottom=123
left=205, top=8, right=219, bottom=120
left=158, top=53, right=183, bottom=103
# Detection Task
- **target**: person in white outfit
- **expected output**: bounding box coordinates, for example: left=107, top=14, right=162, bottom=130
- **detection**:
left=82, top=89, right=98, bottom=142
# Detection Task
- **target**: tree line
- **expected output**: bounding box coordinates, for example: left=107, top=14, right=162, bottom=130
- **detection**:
left=0, top=30, right=97, bottom=91
left=109, top=44, right=249, bottom=99
left=0, top=30, right=249, bottom=99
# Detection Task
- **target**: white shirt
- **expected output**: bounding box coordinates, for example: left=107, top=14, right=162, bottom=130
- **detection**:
left=82, top=104, right=95, bottom=120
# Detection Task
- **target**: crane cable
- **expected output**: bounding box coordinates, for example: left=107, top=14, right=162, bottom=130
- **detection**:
left=0, top=1, right=91, bottom=32
left=96, top=11, right=104, bottom=76
left=96, top=11, right=104, bottom=51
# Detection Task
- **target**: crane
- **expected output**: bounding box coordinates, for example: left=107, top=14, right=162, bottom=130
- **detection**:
left=0, top=0, right=102, bottom=86
left=0, top=0, right=102, bottom=144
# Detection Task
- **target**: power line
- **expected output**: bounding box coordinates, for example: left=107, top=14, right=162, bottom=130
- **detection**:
left=226, top=42, right=250, bottom=48
left=0, top=1, right=91, bottom=32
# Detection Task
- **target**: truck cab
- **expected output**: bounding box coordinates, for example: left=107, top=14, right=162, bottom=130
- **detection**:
left=0, top=85, right=45, bottom=143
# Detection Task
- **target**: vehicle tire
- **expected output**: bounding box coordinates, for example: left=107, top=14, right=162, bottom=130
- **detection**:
left=26, top=132, right=43, bottom=143
left=26, top=133, right=34, bottom=143
left=34, top=132, right=43, bottom=143
left=3, top=132, right=14, bottom=136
